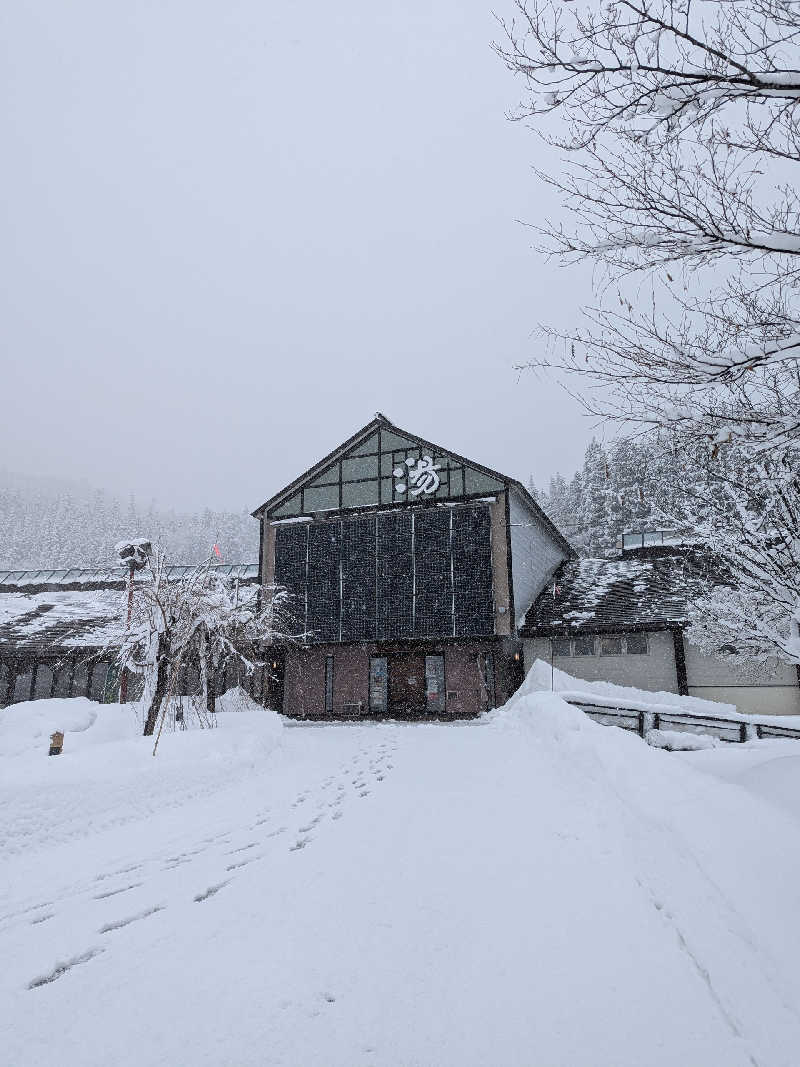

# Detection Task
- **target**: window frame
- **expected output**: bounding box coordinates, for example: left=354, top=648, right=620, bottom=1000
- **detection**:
left=624, top=633, right=649, bottom=655
left=599, top=636, right=623, bottom=656
left=572, top=635, right=596, bottom=657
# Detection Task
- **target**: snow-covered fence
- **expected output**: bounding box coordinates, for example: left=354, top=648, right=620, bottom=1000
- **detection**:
left=569, top=701, right=800, bottom=745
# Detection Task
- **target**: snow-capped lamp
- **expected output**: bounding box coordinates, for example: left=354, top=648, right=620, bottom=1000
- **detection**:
left=115, top=538, right=152, bottom=571
left=115, top=539, right=152, bottom=705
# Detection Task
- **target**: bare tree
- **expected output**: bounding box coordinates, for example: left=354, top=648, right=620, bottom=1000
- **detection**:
left=497, top=0, right=800, bottom=663
left=104, top=550, right=295, bottom=737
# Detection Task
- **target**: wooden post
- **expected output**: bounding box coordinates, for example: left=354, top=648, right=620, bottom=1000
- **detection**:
left=49, top=731, right=64, bottom=756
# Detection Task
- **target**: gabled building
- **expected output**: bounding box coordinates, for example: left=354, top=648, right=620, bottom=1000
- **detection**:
left=252, top=413, right=573, bottom=719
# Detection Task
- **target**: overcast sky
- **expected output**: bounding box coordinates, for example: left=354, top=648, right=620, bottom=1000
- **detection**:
left=1, top=1, right=596, bottom=513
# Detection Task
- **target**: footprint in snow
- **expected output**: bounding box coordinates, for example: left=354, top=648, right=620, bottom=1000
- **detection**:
left=99, top=905, right=164, bottom=934
left=299, top=814, right=324, bottom=833
left=194, top=881, right=229, bottom=903
left=226, top=842, right=257, bottom=856
left=226, top=855, right=261, bottom=872
left=30, top=912, right=55, bottom=926
left=289, top=837, right=310, bottom=851
left=94, top=863, right=141, bottom=883
left=28, top=948, right=104, bottom=990
left=94, top=882, right=143, bottom=901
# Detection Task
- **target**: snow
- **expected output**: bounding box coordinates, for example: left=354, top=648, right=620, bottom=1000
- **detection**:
left=525, top=656, right=739, bottom=716
left=526, top=657, right=800, bottom=728
left=646, top=727, right=718, bottom=751
left=3, top=688, right=800, bottom=1065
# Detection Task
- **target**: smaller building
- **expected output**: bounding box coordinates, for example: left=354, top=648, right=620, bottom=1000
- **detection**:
left=521, top=543, right=800, bottom=717
left=0, top=564, right=263, bottom=707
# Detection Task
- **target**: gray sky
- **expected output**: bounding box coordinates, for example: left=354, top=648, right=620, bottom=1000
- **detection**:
left=1, top=1, right=595, bottom=513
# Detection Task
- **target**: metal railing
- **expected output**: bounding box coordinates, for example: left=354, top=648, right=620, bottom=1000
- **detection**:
left=567, top=700, right=800, bottom=743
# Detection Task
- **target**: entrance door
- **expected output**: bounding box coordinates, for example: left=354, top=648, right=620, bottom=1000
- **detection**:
left=388, top=652, right=426, bottom=717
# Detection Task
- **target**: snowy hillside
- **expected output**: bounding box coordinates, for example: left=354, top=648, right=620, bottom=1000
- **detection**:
left=2, top=688, right=800, bottom=1066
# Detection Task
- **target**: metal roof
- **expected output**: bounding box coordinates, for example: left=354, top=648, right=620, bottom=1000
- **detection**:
left=0, top=563, right=259, bottom=591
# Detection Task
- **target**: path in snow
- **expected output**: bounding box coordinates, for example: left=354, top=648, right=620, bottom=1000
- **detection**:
left=2, top=703, right=800, bottom=1067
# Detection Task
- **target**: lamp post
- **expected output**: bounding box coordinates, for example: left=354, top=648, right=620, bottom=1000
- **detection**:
left=115, top=539, right=152, bottom=703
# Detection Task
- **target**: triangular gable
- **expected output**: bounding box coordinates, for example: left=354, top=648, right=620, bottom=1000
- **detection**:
left=253, top=414, right=508, bottom=519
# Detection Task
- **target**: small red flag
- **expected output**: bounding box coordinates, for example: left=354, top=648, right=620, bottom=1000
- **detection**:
left=212, top=543, right=222, bottom=560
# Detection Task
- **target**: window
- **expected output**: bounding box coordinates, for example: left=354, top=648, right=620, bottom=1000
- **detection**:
left=573, top=636, right=595, bottom=656
left=369, top=657, right=388, bottom=714
left=13, top=668, right=34, bottom=703
left=89, top=663, right=109, bottom=701
left=72, top=663, right=90, bottom=699
left=625, top=633, right=648, bottom=655
left=342, top=455, right=379, bottom=480
left=600, top=636, right=623, bottom=656
left=34, top=664, right=55, bottom=699
left=464, top=469, right=503, bottom=496
left=304, top=484, right=340, bottom=512
left=272, top=492, right=302, bottom=518
left=341, top=480, right=378, bottom=508
left=325, top=655, right=334, bottom=714
left=551, top=636, right=571, bottom=657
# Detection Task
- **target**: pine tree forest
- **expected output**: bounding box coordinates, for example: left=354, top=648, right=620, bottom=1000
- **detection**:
left=0, top=480, right=259, bottom=570
left=534, top=435, right=726, bottom=558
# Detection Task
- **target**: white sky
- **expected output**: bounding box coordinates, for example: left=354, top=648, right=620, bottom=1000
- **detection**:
left=1, top=1, right=596, bottom=512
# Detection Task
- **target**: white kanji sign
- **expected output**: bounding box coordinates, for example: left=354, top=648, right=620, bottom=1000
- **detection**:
left=394, top=455, right=442, bottom=497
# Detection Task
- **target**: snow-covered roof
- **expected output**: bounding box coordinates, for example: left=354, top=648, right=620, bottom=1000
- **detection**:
left=0, top=565, right=261, bottom=656
left=0, top=563, right=259, bottom=593
left=0, top=589, right=127, bottom=655
left=521, top=549, right=711, bottom=636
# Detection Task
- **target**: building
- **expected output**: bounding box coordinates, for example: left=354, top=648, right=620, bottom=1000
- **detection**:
left=520, top=541, right=800, bottom=717
left=253, top=413, right=573, bottom=719
left=3, top=420, right=797, bottom=721
left=0, top=564, right=262, bottom=707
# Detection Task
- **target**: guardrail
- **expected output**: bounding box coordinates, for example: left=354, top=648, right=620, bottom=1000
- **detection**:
left=567, top=700, right=800, bottom=744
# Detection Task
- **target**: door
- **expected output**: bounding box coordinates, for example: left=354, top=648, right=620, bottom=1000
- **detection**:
left=388, top=652, right=426, bottom=716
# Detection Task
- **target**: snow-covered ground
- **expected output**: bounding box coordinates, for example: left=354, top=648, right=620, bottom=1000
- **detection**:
left=3, top=687, right=800, bottom=1066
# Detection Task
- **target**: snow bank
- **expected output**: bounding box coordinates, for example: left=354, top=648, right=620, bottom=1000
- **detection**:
left=646, top=728, right=717, bottom=751
left=0, top=697, right=285, bottom=856
left=0, top=698, right=138, bottom=759
left=0, top=696, right=283, bottom=785
left=525, top=658, right=741, bottom=718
